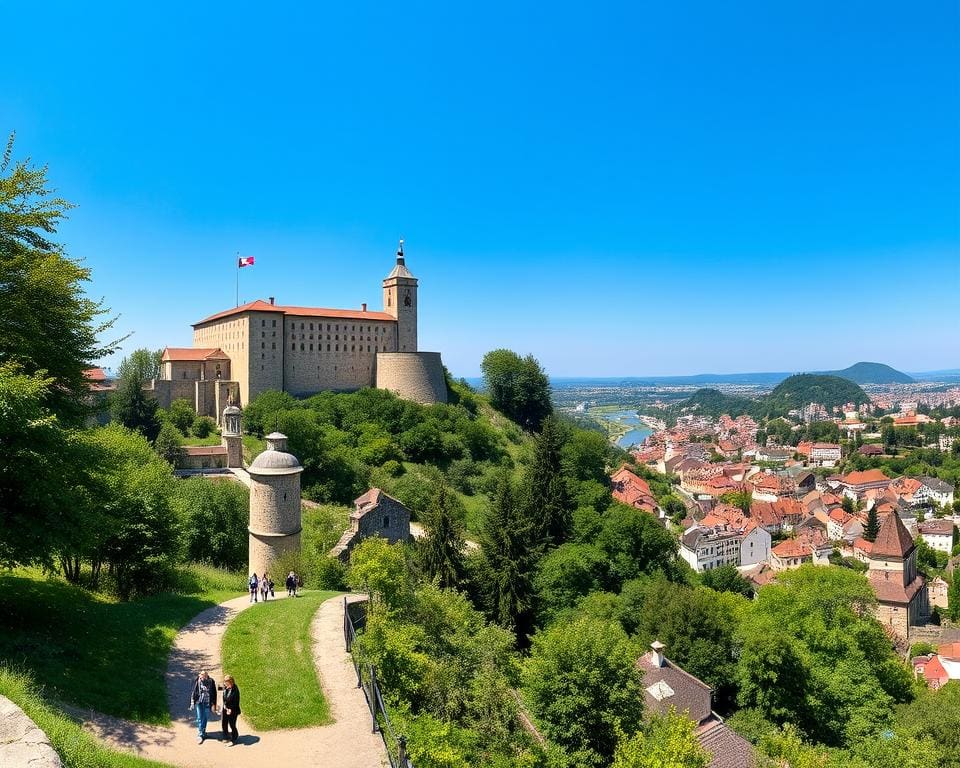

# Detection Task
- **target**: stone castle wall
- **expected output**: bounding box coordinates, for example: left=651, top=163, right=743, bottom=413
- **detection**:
left=145, top=379, right=234, bottom=421
left=376, top=352, right=447, bottom=404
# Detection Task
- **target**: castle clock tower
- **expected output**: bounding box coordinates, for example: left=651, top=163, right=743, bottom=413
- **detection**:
left=383, top=240, right=418, bottom=352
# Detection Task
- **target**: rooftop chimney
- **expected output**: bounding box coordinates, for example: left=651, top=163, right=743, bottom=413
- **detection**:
left=650, top=640, right=665, bottom=668
left=362, top=302, right=367, bottom=312
left=269, top=296, right=275, bottom=305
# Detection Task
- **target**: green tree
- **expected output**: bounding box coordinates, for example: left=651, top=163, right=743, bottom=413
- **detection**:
left=612, top=712, right=710, bottom=768
left=166, top=398, right=196, bottom=433
left=720, top=489, right=752, bottom=514
left=863, top=506, right=880, bottom=542
left=527, top=415, right=573, bottom=545
left=154, top=421, right=183, bottom=466
left=523, top=616, right=643, bottom=766
left=348, top=537, right=412, bottom=612
left=479, top=475, right=540, bottom=642
left=0, top=363, right=82, bottom=568
left=118, top=348, right=162, bottom=382
left=417, top=477, right=466, bottom=589
left=0, top=134, right=120, bottom=426
left=190, top=415, right=215, bottom=438
left=736, top=566, right=912, bottom=747
left=480, top=348, right=552, bottom=431
left=110, top=349, right=161, bottom=441
left=949, top=577, right=960, bottom=622
left=596, top=503, right=678, bottom=590
left=533, top=543, right=607, bottom=621
left=78, top=425, right=180, bottom=598
left=700, top=563, right=753, bottom=597
left=171, top=477, right=248, bottom=570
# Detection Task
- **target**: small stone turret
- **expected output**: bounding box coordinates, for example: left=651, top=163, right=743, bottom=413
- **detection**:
left=221, top=404, right=243, bottom=468
left=247, top=432, right=303, bottom=578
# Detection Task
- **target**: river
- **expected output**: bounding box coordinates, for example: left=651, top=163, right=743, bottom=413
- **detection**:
left=596, top=409, right=653, bottom=449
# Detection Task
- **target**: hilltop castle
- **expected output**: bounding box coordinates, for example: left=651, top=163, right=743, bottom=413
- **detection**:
left=148, top=243, right=447, bottom=417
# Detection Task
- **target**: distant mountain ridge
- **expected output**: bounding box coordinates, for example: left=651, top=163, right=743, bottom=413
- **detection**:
left=819, top=362, right=913, bottom=384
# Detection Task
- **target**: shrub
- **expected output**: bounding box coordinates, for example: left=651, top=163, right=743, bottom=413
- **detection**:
left=191, top=415, right=216, bottom=438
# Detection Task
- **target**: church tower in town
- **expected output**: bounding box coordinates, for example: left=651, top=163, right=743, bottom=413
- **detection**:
left=383, top=239, right=418, bottom=352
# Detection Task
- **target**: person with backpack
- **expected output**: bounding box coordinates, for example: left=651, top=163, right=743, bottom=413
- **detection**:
left=248, top=573, right=259, bottom=603
left=189, top=670, right=217, bottom=744
left=285, top=571, right=296, bottom=597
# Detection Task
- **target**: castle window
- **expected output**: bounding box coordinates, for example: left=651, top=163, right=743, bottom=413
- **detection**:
left=301, top=323, right=305, bottom=329
left=352, top=345, right=356, bottom=352
left=309, top=344, right=313, bottom=351
left=272, top=342, right=276, bottom=349
left=383, top=516, right=389, bottom=529
left=272, top=319, right=276, bottom=327
left=261, top=342, right=265, bottom=349
left=292, top=343, right=295, bottom=351
left=301, top=343, right=305, bottom=351
left=309, top=323, right=313, bottom=330
left=336, top=345, right=339, bottom=351
left=326, top=324, right=330, bottom=331
left=368, top=345, right=371, bottom=352
left=327, top=344, right=330, bottom=351
left=261, top=319, right=265, bottom=327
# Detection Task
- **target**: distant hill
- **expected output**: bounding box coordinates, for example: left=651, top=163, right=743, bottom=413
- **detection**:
left=763, top=374, right=869, bottom=415
left=820, top=362, right=913, bottom=384
left=678, top=374, right=869, bottom=422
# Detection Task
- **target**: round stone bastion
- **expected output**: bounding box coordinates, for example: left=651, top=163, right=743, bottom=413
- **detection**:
left=375, top=351, right=447, bottom=405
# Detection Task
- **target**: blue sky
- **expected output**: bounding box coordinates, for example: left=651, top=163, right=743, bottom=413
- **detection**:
left=3, top=1, right=958, bottom=377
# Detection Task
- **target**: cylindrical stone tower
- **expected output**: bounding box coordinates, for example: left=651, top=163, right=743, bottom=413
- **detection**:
left=221, top=404, right=243, bottom=468
left=247, top=432, right=303, bottom=578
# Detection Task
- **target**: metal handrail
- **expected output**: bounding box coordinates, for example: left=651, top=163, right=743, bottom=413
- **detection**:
left=343, top=597, right=413, bottom=768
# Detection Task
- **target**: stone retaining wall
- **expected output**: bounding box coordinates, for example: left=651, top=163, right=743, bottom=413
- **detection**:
left=0, top=695, right=62, bottom=768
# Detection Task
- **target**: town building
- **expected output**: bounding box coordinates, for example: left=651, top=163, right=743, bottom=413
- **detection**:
left=637, top=641, right=753, bottom=768
left=611, top=466, right=660, bottom=517
left=329, top=488, right=411, bottom=563
left=770, top=539, right=812, bottom=571
left=839, top=469, right=891, bottom=500
left=929, top=575, right=950, bottom=610
left=918, top=477, right=956, bottom=508
left=150, top=245, right=448, bottom=419
left=917, top=519, right=956, bottom=554
left=679, top=526, right=742, bottom=572
left=866, top=511, right=928, bottom=639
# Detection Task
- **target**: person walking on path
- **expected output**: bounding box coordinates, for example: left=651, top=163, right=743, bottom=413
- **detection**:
left=189, top=670, right=218, bottom=744
left=268, top=575, right=275, bottom=598
left=260, top=571, right=270, bottom=602
left=286, top=571, right=296, bottom=597
left=220, top=674, right=241, bottom=745
left=248, top=573, right=259, bottom=603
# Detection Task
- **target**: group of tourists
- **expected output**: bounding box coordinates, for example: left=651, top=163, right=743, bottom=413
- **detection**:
left=248, top=571, right=302, bottom=602
left=189, top=670, right=241, bottom=745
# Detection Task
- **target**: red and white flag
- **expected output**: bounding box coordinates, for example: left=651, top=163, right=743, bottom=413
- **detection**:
left=238, top=256, right=255, bottom=268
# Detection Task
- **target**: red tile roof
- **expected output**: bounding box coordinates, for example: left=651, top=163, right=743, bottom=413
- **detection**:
left=841, top=469, right=890, bottom=486
left=161, top=347, right=231, bottom=362
left=871, top=511, right=915, bottom=559
left=772, top=539, right=812, bottom=558
left=83, top=367, right=107, bottom=382
left=939, top=642, right=960, bottom=660
left=193, top=299, right=395, bottom=327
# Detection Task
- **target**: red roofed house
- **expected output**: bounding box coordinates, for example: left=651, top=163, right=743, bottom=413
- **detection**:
left=840, top=469, right=891, bottom=500
left=611, top=466, right=659, bottom=516
left=151, top=247, right=448, bottom=419
left=867, top=511, right=929, bottom=639
left=913, top=654, right=950, bottom=690
left=770, top=538, right=812, bottom=571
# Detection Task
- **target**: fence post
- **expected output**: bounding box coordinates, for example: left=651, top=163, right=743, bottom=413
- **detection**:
left=370, top=664, right=379, bottom=734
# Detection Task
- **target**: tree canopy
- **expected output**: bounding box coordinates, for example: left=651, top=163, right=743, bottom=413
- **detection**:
left=481, top=348, right=552, bottom=431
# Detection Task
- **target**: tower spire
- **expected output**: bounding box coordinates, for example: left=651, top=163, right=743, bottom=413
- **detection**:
left=396, top=238, right=405, bottom=266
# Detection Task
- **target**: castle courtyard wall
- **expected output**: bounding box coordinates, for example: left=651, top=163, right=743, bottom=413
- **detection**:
left=376, top=352, right=447, bottom=404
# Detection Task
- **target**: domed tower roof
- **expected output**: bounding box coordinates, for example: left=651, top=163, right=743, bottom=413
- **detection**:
left=249, top=432, right=303, bottom=476
left=223, top=404, right=241, bottom=415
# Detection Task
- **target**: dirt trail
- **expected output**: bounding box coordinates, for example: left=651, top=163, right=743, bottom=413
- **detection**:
left=77, top=593, right=387, bottom=768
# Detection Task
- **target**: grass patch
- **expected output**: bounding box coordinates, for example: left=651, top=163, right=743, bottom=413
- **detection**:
left=222, top=590, right=337, bottom=730
left=0, top=666, right=172, bottom=768
left=0, top=565, right=243, bottom=724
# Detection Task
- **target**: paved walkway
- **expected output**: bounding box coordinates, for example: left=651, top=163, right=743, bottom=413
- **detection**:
left=77, top=593, right=387, bottom=768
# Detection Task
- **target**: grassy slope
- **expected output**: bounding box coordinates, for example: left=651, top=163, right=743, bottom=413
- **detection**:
left=0, top=566, right=242, bottom=724
left=221, top=590, right=337, bottom=730
left=0, top=667, right=172, bottom=768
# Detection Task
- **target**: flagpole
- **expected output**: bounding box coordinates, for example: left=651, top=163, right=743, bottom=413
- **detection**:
left=235, top=251, right=239, bottom=307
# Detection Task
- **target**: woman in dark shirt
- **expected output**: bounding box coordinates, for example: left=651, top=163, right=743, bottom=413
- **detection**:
left=221, top=675, right=241, bottom=745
